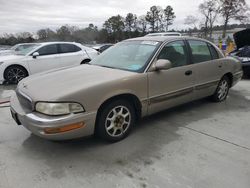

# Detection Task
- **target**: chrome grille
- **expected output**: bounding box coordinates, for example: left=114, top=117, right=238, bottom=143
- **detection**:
left=16, top=89, right=33, bottom=112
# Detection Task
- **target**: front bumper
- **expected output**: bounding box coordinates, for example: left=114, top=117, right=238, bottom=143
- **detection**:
left=10, top=93, right=97, bottom=140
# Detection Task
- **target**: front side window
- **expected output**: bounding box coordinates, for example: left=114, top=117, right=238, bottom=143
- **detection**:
left=37, top=44, right=58, bottom=56
left=188, top=40, right=212, bottom=63
left=157, top=40, right=188, bottom=68
left=91, top=41, right=160, bottom=72
left=59, top=44, right=81, bottom=53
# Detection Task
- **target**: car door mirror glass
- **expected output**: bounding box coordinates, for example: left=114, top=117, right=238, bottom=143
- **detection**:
left=32, top=52, right=39, bottom=58
left=154, top=59, right=172, bottom=71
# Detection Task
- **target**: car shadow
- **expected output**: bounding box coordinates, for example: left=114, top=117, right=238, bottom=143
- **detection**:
left=20, top=88, right=250, bottom=177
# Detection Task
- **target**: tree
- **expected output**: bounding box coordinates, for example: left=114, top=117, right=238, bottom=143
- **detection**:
left=137, top=15, right=148, bottom=34
left=199, top=0, right=220, bottom=38
left=184, top=15, right=199, bottom=29
left=125, top=13, right=137, bottom=32
left=146, top=6, right=162, bottom=32
left=56, top=25, right=72, bottom=41
left=219, top=0, right=249, bottom=38
left=37, top=28, right=56, bottom=41
left=103, top=15, right=125, bottom=42
left=125, top=13, right=137, bottom=38
left=163, top=6, right=176, bottom=31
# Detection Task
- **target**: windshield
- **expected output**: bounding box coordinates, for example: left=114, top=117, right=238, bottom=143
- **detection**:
left=90, top=41, right=160, bottom=72
left=14, top=44, right=41, bottom=56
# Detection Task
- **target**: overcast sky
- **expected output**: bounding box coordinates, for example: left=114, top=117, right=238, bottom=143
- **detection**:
left=0, top=0, right=205, bottom=34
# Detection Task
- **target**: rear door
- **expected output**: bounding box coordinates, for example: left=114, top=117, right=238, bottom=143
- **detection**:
left=27, top=44, right=60, bottom=74
left=147, top=40, right=196, bottom=115
left=187, top=40, right=223, bottom=99
left=57, top=44, right=84, bottom=67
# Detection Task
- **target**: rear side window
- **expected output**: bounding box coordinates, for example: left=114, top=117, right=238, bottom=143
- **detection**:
left=37, top=44, right=58, bottom=56
left=188, top=40, right=212, bottom=63
left=208, top=44, right=219, bottom=59
left=59, top=44, right=81, bottom=53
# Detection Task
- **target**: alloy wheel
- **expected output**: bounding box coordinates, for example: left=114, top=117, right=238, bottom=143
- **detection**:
left=6, top=67, right=26, bottom=83
left=217, top=80, right=229, bottom=101
left=105, top=106, right=131, bottom=137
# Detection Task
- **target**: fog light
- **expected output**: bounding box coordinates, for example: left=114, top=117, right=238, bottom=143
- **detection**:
left=44, top=122, right=85, bottom=134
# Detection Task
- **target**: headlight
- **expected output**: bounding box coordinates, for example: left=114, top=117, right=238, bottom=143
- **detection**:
left=35, top=102, right=85, bottom=116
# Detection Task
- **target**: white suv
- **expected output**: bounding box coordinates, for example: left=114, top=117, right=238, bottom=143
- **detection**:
left=0, top=42, right=99, bottom=84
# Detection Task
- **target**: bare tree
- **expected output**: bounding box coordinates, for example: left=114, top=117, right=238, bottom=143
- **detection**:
left=184, top=15, right=199, bottom=29
left=219, top=0, right=249, bottom=38
left=199, top=0, right=220, bottom=38
left=37, top=28, right=56, bottom=41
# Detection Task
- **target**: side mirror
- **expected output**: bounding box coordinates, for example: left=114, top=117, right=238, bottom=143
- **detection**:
left=32, top=52, right=39, bottom=59
left=152, top=59, right=172, bottom=71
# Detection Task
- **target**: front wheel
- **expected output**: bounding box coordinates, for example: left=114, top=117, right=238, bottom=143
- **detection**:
left=96, top=100, right=136, bottom=142
left=4, top=66, right=28, bottom=84
left=212, top=76, right=230, bottom=102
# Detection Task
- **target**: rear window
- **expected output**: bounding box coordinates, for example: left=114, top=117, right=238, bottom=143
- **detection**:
left=59, top=44, right=81, bottom=53
left=208, top=44, right=219, bottom=59
left=188, top=40, right=212, bottom=63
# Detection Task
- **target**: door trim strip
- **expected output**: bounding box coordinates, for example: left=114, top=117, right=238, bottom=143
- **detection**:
left=148, top=80, right=220, bottom=105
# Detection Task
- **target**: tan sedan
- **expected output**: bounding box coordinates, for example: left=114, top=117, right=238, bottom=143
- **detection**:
left=10, top=36, right=243, bottom=142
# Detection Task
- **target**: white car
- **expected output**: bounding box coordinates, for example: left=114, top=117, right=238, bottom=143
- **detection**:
left=145, top=32, right=182, bottom=37
left=0, top=43, right=37, bottom=56
left=0, top=42, right=99, bottom=84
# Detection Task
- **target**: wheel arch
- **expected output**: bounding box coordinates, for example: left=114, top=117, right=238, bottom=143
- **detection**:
left=80, top=59, right=91, bottom=64
left=94, top=93, right=142, bottom=133
left=223, top=72, right=233, bottom=88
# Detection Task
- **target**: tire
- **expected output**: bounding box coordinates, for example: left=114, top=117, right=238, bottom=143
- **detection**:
left=4, top=66, right=28, bottom=84
left=80, top=59, right=91, bottom=65
left=211, top=76, right=230, bottom=102
left=96, top=99, right=136, bottom=142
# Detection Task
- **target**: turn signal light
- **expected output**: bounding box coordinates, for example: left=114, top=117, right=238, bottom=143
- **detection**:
left=44, top=122, right=85, bottom=134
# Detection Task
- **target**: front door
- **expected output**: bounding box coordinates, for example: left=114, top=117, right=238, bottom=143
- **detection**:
left=27, top=44, right=60, bottom=74
left=147, top=40, right=195, bottom=115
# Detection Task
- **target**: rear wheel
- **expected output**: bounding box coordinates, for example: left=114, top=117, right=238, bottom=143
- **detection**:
left=96, top=100, right=135, bottom=142
left=212, top=76, right=230, bottom=102
left=4, top=66, right=28, bottom=84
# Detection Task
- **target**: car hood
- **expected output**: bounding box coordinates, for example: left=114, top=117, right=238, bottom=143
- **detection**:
left=233, top=29, right=250, bottom=49
left=18, top=65, right=137, bottom=101
left=0, top=54, right=24, bottom=61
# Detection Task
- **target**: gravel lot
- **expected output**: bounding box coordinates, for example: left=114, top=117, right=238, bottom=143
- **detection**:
left=0, top=81, right=250, bottom=188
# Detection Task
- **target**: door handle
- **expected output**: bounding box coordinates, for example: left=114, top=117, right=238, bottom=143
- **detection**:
left=218, top=65, right=222, bottom=68
left=185, top=70, right=192, bottom=76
